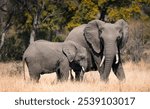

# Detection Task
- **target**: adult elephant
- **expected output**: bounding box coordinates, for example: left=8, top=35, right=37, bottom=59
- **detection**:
left=65, top=19, right=128, bottom=82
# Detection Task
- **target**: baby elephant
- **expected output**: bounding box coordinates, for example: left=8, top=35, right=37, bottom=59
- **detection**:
left=23, top=40, right=87, bottom=82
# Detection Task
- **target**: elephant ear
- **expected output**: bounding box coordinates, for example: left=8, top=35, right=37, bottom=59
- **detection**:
left=84, top=20, right=105, bottom=53
left=115, top=19, right=129, bottom=49
left=62, top=42, right=76, bottom=62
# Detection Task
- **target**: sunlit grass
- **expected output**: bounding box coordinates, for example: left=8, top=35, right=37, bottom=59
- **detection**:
left=0, top=61, right=150, bottom=92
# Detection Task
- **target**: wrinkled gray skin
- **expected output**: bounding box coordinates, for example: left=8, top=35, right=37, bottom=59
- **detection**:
left=65, top=19, right=128, bottom=82
left=23, top=40, right=87, bottom=82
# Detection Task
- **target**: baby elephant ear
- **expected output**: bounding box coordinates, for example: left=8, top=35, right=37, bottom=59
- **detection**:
left=62, top=42, right=76, bottom=62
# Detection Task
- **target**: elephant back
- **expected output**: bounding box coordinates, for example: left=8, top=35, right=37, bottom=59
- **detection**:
left=65, top=24, right=88, bottom=48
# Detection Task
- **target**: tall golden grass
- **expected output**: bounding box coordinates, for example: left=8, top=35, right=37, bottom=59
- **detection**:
left=0, top=61, right=150, bottom=92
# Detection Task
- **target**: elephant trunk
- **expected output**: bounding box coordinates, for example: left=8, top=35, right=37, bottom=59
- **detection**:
left=101, top=54, right=114, bottom=82
left=101, top=43, right=118, bottom=82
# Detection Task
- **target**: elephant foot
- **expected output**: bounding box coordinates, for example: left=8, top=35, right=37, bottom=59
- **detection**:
left=112, top=62, right=126, bottom=81
left=100, top=76, right=109, bottom=83
left=56, top=70, right=69, bottom=82
left=75, top=71, right=84, bottom=82
left=29, top=73, right=40, bottom=83
left=57, top=75, right=69, bottom=82
left=100, top=70, right=110, bottom=83
left=116, top=73, right=125, bottom=81
left=114, top=67, right=125, bottom=81
left=75, top=75, right=83, bottom=82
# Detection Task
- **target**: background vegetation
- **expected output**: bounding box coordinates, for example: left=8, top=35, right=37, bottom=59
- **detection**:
left=0, top=0, right=150, bottom=62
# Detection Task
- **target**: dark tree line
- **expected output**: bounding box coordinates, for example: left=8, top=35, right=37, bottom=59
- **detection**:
left=0, top=0, right=150, bottom=62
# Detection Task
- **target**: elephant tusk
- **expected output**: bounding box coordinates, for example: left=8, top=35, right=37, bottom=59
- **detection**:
left=115, top=54, right=119, bottom=64
left=82, top=66, right=85, bottom=73
left=100, top=56, right=105, bottom=67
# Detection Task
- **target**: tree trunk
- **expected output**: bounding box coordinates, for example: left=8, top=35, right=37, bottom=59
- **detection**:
left=98, top=0, right=113, bottom=22
left=30, top=29, right=36, bottom=44
left=0, top=32, right=6, bottom=50
left=29, top=13, right=39, bottom=44
left=99, top=6, right=107, bottom=21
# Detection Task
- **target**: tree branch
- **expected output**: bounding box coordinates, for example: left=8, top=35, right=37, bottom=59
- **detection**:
left=30, top=29, right=35, bottom=44
left=0, top=7, right=14, bottom=50
left=0, top=2, right=7, bottom=12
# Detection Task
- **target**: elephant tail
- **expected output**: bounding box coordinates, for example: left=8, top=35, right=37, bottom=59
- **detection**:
left=22, top=57, right=26, bottom=80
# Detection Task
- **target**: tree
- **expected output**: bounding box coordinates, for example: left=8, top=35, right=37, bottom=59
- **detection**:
left=66, top=0, right=99, bottom=30
left=0, top=0, right=150, bottom=61
left=66, top=0, right=150, bottom=29
left=14, top=0, right=68, bottom=42
left=0, top=0, right=14, bottom=50
left=0, top=0, right=69, bottom=61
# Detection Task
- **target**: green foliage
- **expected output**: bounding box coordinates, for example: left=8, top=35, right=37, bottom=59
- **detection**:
left=107, top=2, right=141, bottom=21
left=0, top=35, right=24, bottom=61
left=52, top=35, right=65, bottom=42
left=64, top=0, right=79, bottom=11
left=65, top=0, right=150, bottom=29
left=66, top=0, right=99, bottom=29
left=9, top=0, right=150, bottom=32
left=0, top=0, right=150, bottom=61
left=98, top=0, right=107, bottom=6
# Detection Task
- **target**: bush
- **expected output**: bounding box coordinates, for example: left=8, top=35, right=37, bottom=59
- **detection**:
left=122, top=20, right=150, bottom=63
left=0, top=30, right=67, bottom=61
left=0, top=35, right=24, bottom=61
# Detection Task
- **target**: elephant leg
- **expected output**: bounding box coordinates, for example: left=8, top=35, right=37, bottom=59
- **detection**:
left=56, top=69, right=61, bottom=80
left=80, top=70, right=84, bottom=81
left=57, top=60, right=69, bottom=82
left=26, top=61, right=42, bottom=83
left=100, top=70, right=110, bottom=82
left=75, top=70, right=84, bottom=81
left=28, top=65, right=41, bottom=83
left=94, top=59, right=108, bottom=82
left=75, top=71, right=80, bottom=81
left=98, top=64, right=104, bottom=77
left=56, top=69, right=69, bottom=82
left=112, top=62, right=125, bottom=81
left=97, top=64, right=107, bottom=82
left=29, top=73, right=40, bottom=83
left=93, top=55, right=106, bottom=81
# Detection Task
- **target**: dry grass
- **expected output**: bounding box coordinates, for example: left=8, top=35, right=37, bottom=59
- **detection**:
left=0, top=61, right=150, bottom=92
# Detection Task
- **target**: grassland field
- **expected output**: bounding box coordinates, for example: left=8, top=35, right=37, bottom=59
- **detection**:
left=0, top=61, right=150, bottom=92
